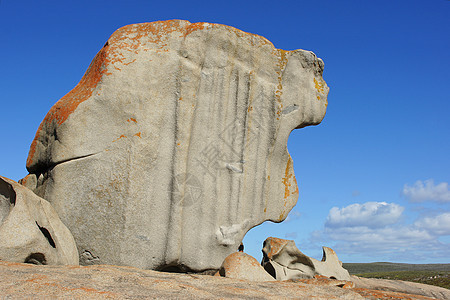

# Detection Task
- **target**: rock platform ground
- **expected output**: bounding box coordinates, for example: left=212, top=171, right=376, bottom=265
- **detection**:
left=1, top=261, right=448, bottom=299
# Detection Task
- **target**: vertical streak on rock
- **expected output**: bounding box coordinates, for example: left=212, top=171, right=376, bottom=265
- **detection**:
left=237, top=72, right=251, bottom=223
left=163, top=60, right=181, bottom=266
left=178, top=37, right=192, bottom=265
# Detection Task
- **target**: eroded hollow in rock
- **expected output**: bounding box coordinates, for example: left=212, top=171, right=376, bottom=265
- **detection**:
left=262, top=258, right=277, bottom=279
left=0, top=178, right=16, bottom=225
left=24, top=253, right=47, bottom=265
left=36, top=221, right=56, bottom=248
left=158, top=265, right=186, bottom=273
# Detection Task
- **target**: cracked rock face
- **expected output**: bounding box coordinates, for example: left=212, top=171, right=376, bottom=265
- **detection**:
left=0, top=176, right=78, bottom=265
left=261, top=237, right=350, bottom=281
left=23, top=20, right=328, bottom=271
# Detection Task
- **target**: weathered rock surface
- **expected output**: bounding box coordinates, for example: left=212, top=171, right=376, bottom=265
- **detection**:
left=23, top=20, right=328, bottom=271
left=0, top=176, right=78, bottom=265
left=215, top=252, right=275, bottom=281
left=351, top=275, right=450, bottom=300
left=261, top=237, right=351, bottom=281
left=3, top=261, right=442, bottom=300
left=295, top=275, right=356, bottom=289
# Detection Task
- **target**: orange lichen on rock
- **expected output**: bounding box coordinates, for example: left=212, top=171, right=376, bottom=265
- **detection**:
left=293, top=277, right=355, bottom=289
left=314, top=77, right=325, bottom=94
left=220, top=23, right=272, bottom=47
left=263, top=237, right=288, bottom=259
left=18, top=174, right=33, bottom=186
left=113, top=135, right=126, bottom=142
left=184, top=22, right=207, bottom=36
left=27, top=47, right=108, bottom=168
left=341, top=282, right=356, bottom=289
left=49, top=49, right=108, bottom=126
left=281, top=157, right=298, bottom=199
left=314, top=275, right=330, bottom=280
left=275, top=158, right=298, bottom=221
left=25, top=275, right=48, bottom=283
left=108, top=20, right=206, bottom=53
left=275, top=50, right=288, bottom=108
left=353, top=288, right=433, bottom=300
left=26, top=20, right=279, bottom=169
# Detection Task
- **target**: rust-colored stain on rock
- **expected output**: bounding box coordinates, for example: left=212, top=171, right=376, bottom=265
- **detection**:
left=26, top=20, right=277, bottom=169
left=222, top=252, right=261, bottom=272
left=282, top=157, right=298, bottom=200
left=314, top=77, right=325, bottom=94
left=353, top=288, right=434, bottom=300
left=112, top=135, right=127, bottom=142
left=18, top=174, right=33, bottom=186
left=263, top=237, right=288, bottom=259
left=27, top=47, right=108, bottom=168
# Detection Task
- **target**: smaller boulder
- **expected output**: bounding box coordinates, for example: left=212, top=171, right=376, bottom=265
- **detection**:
left=216, top=252, right=274, bottom=281
left=0, top=176, right=78, bottom=265
left=261, top=237, right=350, bottom=281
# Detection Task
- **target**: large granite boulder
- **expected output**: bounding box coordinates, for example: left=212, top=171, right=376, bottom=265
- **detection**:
left=23, top=20, right=328, bottom=271
left=0, top=176, right=78, bottom=265
left=261, top=237, right=350, bottom=281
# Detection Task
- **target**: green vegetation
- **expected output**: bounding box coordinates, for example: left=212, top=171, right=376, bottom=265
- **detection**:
left=343, top=262, right=450, bottom=274
left=343, top=263, right=450, bottom=290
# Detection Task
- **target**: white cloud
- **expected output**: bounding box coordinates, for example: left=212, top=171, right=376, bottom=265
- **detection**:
left=325, top=225, right=433, bottom=248
left=321, top=225, right=446, bottom=262
left=325, top=202, right=404, bottom=229
left=415, top=213, right=450, bottom=236
left=403, top=179, right=450, bottom=203
left=312, top=201, right=450, bottom=262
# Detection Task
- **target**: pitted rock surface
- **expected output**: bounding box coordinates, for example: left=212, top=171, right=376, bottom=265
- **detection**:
left=0, top=176, right=78, bottom=265
left=23, top=20, right=328, bottom=271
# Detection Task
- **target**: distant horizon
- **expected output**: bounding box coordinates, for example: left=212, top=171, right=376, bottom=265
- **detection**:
left=343, top=262, right=450, bottom=265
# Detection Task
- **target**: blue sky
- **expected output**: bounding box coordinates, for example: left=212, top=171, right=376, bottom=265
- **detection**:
left=1, top=0, right=449, bottom=264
